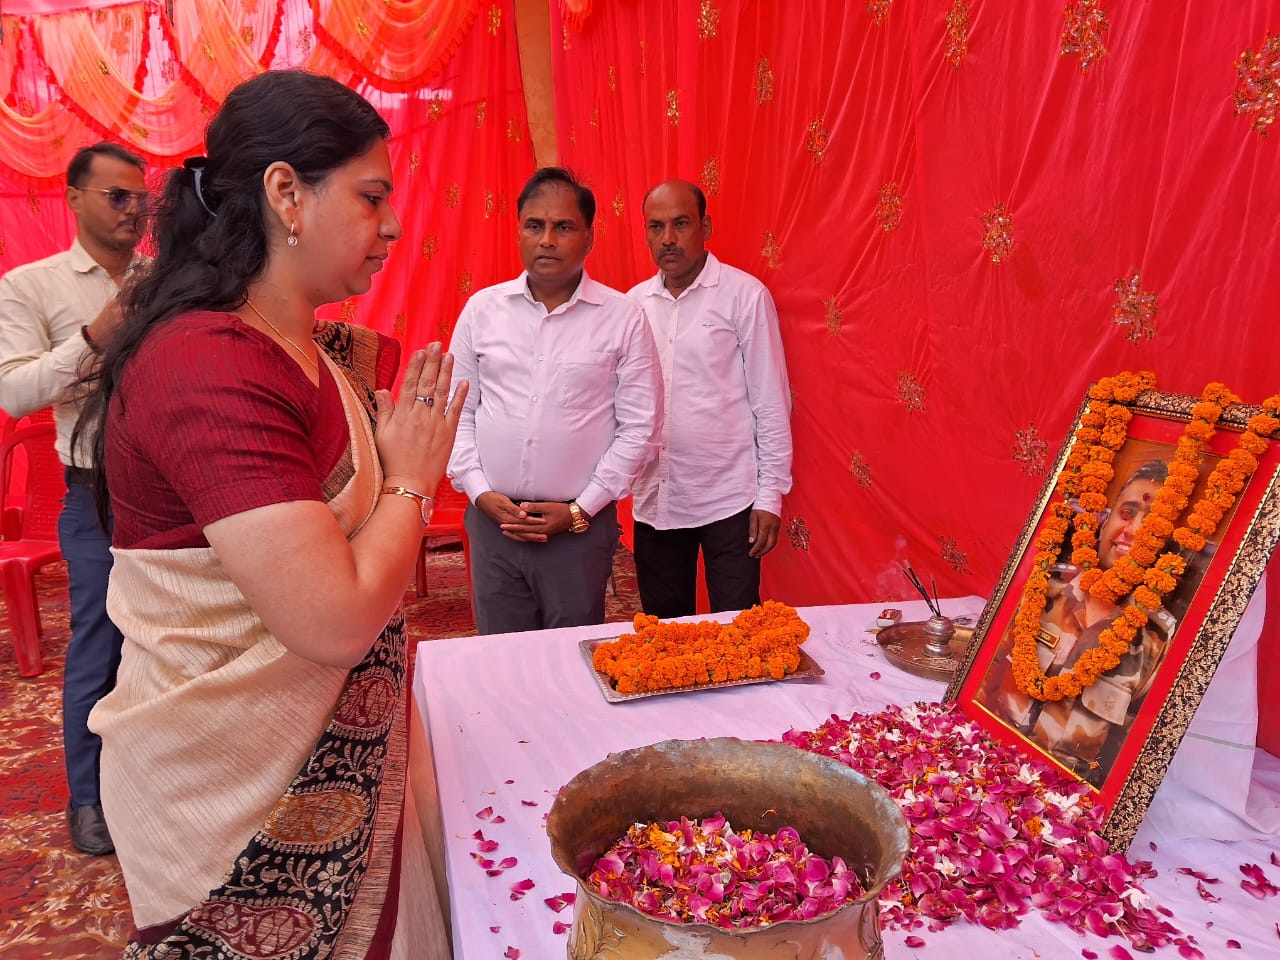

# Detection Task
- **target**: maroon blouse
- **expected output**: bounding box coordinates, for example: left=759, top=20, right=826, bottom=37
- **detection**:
left=107, top=311, right=352, bottom=550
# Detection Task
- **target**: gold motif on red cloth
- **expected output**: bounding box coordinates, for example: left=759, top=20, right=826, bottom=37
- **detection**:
left=458, top=271, right=473, bottom=296
left=867, top=1, right=894, bottom=26
left=263, top=789, right=369, bottom=847
left=428, top=95, right=444, bottom=121
left=563, top=24, right=570, bottom=52
left=240, top=26, right=254, bottom=45
left=507, top=119, right=522, bottom=141
left=1112, top=272, right=1158, bottom=342
left=700, top=156, right=721, bottom=197
left=666, top=89, right=680, bottom=125
left=786, top=516, right=812, bottom=552
left=0, top=235, right=6, bottom=257
left=475, top=100, right=487, bottom=126
left=897, top=371, right=925, bottom=413
left=295, top=26, right=312, bottom=55
left=849, top=451, right=872, bottom=488
left=761, top=231, right=782, bottom=269
left=699, top=0, right=720, bottom=40
left=1012, top=423, right=1050, bottom=476
left=944, top=0, right=970, bottom=67
left=1233, top=33, right=1280, bottom=137
left=393, top=313, right=406, bottom=338
left=488, top=4, right=502, bottom=36
left=640, top=39, right=647, bottom=76
left=612, top=189, right=625, bottom=217
left=755, top=57, right=775, bottom=104
left=338, top=300, right=357, bottom=322
left=805, top=119, right=830, bottom=163
left=484, top=191, right=495, bottom=218
left=981, top=202, right=1013, bottom=263
left=589, top=104, right=600, bottom=127
left=185, top=900, right=318, bottom=958
left=25, top=187, right=41, bottom=214
left=408, top=150, right=420, bottom=172
left=876, top=182, right=903, bottom=231
left=824, top=296, right=843, bottom=336
left=608, top=65, right=618, bottom=92
left=446, top=183, right=460, bottom=208
left=422, top=236, right=438, bottom=260
left=938, top=535, right=972, bottom=574
left=1060, top=0, right=1108, bottom=72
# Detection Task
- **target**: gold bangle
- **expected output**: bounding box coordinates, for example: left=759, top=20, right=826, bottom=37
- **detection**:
left=381, top=485, right=435, bottom=526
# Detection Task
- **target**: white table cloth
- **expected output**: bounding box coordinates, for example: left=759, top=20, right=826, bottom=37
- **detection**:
left=413, top=598, right=1280, bottom=959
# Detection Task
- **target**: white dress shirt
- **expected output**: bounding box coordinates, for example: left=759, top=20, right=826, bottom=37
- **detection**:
left=447, top=270, right=662, bottom=518
left=0, top=238, right=118, bottom=466
left=627, top=252, right=793, bottom=529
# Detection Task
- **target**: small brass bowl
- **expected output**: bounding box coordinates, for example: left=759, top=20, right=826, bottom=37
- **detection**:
left=547, top=738, right=909, bottom=959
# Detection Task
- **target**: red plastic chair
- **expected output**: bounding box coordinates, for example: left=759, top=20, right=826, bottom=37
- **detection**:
left=414, top=480, right=472, bottom=599
left=0, top=422, right=66, bottom=677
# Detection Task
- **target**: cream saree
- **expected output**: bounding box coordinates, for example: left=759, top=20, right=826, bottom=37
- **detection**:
left=90, top=325, right=449, bottom=959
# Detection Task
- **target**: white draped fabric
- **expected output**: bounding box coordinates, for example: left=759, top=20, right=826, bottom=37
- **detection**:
left=414, top=599, right=1280, bottom=958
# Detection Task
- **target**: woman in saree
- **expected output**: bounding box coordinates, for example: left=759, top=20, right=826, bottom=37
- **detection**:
left=74, top=71, right=465, bottom=958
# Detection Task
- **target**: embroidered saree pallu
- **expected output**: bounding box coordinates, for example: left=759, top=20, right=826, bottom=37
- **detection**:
left=91, top=324, right=448, bottom=960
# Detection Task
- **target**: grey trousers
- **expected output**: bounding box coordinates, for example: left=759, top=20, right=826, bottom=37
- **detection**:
left=464, top=501, right=619, bottom=635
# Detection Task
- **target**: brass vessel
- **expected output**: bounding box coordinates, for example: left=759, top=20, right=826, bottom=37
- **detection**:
left=546, top=738, right=909, bottom=959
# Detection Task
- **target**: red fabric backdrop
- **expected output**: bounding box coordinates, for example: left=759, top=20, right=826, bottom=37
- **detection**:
left=549, top=0, right=1280, bottom=749
left=0, top=0, right=533, bottom=349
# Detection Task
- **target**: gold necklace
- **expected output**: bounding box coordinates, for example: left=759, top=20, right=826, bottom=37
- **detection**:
left=243, top=298, right=318, bottom=372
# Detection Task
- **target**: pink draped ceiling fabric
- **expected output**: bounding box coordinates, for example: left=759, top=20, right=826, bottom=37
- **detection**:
left=549, top=0, right=1280, bottom=750
left=0, top=0, right=532, bottom=358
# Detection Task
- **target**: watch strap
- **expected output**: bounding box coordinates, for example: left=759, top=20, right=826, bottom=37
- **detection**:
left=381, top=485, right=435, bottom=526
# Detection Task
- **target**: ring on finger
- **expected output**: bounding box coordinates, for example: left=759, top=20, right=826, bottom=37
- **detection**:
left=415, top=396, right=430, bottom=404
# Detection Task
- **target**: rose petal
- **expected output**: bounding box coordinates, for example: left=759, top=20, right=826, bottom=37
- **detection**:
left=522, top=799, right=539, bottom=807
left=503, top=948, right=520, bottom=959
left=904, top=935, right=926, bottom=947
left=476, top=806, right=494, bottom=820
left=553, top=921, right=571, bottom=934
left=489, top=925, right=500, bottom=933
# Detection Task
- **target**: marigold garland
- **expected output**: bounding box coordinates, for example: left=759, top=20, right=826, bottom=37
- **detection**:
left=1012, top=375, right=1280, bottom=702
left=592, top=601, right=810, bottom=694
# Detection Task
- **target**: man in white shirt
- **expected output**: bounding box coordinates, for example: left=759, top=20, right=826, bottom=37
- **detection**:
left=627, top=179, right=793, bottom=618
left=0, top=142, right=146, bottom=855
left=448, top=167, right=662, bottom=634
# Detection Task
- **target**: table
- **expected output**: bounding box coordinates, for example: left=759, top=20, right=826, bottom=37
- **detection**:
left=413, top=599, right=1280, bottom=959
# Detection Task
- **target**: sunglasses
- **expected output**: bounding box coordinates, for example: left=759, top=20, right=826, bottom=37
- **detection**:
left=78, top=186, right=149, bottom=211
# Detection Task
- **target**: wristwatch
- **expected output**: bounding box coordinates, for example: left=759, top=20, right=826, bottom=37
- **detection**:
left=381, top=485, right=435, bottom=526
left=567, top=501, right=590, bottom=534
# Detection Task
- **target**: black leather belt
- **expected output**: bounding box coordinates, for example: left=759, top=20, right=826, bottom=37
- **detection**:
left=65, top=466, right=94, bottom=485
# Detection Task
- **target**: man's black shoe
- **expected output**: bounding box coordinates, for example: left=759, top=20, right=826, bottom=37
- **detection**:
left=68, top=802, right=115, bottom=855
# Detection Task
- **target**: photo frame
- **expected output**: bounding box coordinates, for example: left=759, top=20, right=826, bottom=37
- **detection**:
left=945, top=386, right=1280, bottom=850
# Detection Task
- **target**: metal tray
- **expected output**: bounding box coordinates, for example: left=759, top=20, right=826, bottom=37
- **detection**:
left=579, top=636, right=825, bottom=703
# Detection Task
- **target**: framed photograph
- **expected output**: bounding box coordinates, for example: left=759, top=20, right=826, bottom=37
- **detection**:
left=946, top=384, right=1280, bottom=850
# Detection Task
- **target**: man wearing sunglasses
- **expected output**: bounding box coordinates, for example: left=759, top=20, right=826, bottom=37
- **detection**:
left=0, top=141, right=146, bottom=856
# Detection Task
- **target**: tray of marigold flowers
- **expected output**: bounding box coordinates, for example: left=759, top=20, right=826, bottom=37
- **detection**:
left=584, top=601, right=822, bottom=702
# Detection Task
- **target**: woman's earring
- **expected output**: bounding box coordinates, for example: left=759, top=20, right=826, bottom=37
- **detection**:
left=287, top=222, right=299, bottom=247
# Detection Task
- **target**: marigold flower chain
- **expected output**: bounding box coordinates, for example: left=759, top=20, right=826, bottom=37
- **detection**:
left=593, top=601, right=810, bottom=694
left=1012, top=375, right=1279, bottom=701
left=587, top=814, right=866, bottom=928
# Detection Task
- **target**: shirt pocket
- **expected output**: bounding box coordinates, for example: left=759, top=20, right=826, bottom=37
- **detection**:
left=556, top=353, right=613, bottom=410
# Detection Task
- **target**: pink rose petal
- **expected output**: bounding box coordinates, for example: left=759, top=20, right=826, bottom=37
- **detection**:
left=904, top=934, right=926, bottom=947
left=503, top=948, right=519, bottom=959
left=498, top=856, right=518, bottom=869
left=1225, top=942, right=1241, bottom=950
left=492, top=815, right=506, bottom=824
left=1082, top=952, right=1098, bottom=959
left=552, top=921, right=571, bottom=935
left=505, top=779, right=515, bottom=784
left=477, top=839, right=500, bottom=852
left=489, top=925, right=500, bottom=934
left=522, top=799, right=539, bottom=806
left=476, top=806, right=494, bottom=820
left=1107, top=947, right=1134, bottom=960
left=870, top=671, right=882, bottom=681
left=510, top=878, right=536, bottom=901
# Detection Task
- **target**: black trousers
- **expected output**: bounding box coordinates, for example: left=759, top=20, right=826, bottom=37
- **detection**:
left=633, top=506, right=760, bottom=618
